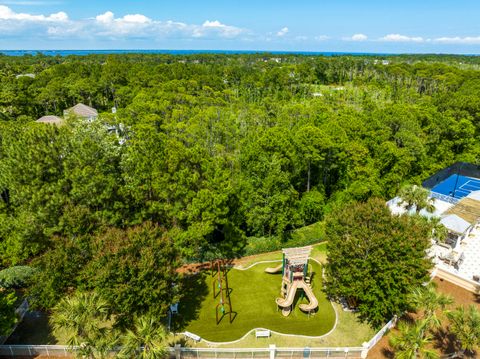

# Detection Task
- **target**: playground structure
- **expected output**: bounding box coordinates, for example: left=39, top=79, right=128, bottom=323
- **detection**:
left=265, top=246, right=319, bottom=316
left=211, top=259, right=234, bottom=324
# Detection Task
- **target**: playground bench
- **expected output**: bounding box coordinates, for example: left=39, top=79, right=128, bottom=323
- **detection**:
left=255, top=330, right=271, bottom=338
left=184, top=331, right=201, bottom=342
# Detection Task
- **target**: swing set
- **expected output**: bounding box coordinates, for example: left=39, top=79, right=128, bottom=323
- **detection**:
left=211, top=259, right=234, bottom=325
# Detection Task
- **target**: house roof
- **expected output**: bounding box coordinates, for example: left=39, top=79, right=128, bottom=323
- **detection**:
left=16, top=73, right=35, bottom=79
left=444, top=197, right=480, bottom=224
left=386, top=196, right=452, bottom=218
left=36, top=115, right=63, bottom=125
left=66, top=103, right=98, bottom=118
left=467, top=190, right=480, bottom=201
left=440, top=214, right=472, bottom=234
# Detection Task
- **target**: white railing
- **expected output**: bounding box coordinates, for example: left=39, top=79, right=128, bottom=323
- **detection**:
left=0, top=345, right=73, bottom=357
left=429, top=191, right=459, bottom=204
left=178, top=346, right=365, bottom=358
left=1, top=303, right=400, bottom=359
left=364, top=315, right=398, bottom=350
left=0, top=345, right=366, bottom=358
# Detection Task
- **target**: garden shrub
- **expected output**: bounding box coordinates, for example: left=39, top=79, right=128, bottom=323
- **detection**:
left=0, top=266, right=37, bottom=289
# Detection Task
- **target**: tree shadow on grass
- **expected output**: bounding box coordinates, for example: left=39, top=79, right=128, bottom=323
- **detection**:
left=5, top=311, right=56, bottom=345
left=216, top=308, right=238, bottom=325
left=174, top=272, right=209, bottom=332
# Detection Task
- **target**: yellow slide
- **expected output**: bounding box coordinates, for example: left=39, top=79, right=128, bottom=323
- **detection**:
left=264, top=264, right=283, bottom=274
left=276, top=280, right=299, bottom=307
left=298, top=281, right=318, bottom=312
left=275, top=280, right=319, bottom=313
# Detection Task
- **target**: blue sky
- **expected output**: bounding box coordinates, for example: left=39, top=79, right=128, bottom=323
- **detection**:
left=1, top=0, right=480, bottom=53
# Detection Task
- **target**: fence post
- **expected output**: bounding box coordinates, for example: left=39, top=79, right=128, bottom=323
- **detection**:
left=175, top=344, right=182, bottom=359
left=360, top=342, right=369, bottom=359
left=269, top=344, right=276, bottom=359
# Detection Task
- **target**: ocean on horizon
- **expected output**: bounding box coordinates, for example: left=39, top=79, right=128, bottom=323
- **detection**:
left=0, top=49, right=393, bottom=57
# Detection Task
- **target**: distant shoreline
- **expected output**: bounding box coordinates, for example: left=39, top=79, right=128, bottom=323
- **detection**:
left=1, top=49, right=476, bottom=57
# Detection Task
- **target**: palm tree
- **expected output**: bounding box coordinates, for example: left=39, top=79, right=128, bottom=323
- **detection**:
left=446, top=305, right=480, bottom=357
left=119, top=315, right=169, bottom=359
left=389, top=319, right=438, bottom=359
left=428, top=217, right=448, bottom=244
left=398, top=185, right=436, bottom=215
left=50, top=291, right=118, bottom=358
left=391, top=284, right=451, bottom=358
left=410, top=283, right=453, bottom=330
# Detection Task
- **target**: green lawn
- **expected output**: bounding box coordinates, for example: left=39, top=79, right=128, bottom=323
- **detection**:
left=176, top=260, right=336, bottom=342
left=185, top=302, right=375, bottom=348
left=235, top=242, right=327, bottom=269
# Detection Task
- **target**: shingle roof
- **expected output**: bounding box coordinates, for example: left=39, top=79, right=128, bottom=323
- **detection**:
left=441, top=214, right=472, bottom=234
left=36, top=115, right=63, bottom=125
left=66, top=103, right=98, bottom=118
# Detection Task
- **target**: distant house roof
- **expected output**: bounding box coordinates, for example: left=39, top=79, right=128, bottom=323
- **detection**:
left=444, top=197, right=480, bottom=224
left=65, top=103, right=98, bottom=118
left=440, top=214, right=472, bottom=234
left=36, top=115, right=63, bottom=125
left=16, top=73, right=35, bottom=79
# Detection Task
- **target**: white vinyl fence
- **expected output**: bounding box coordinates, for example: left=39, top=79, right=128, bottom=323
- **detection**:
left=0, top=308, right=400, bottom=359
left=363, top=315, right=397, bottom=350
left=177, top=346, right=365, bottom=359
left=0, top=345, right=366, bottom=358
left=0, top=345, right=72, bottom=357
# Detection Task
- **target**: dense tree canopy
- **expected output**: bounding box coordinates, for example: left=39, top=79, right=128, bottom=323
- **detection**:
left=325, top=198, right=433, bottom=326
left=0, top=53, right=479, bottom=326
left=0, top=290, right=17, bottom=336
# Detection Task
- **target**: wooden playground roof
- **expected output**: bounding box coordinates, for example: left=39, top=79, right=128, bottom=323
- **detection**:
left=282, top=246, right=312, bottom=266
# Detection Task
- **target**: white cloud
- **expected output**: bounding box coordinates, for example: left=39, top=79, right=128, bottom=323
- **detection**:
left=380, top=34, right=424, bottom=42
left=0, top=6, right=246, bottom=41
left=295, top=35, right=308, bottom=41
left=433, top=36, right=480, bottom=44
left=344, top=33, right=368, bottom=41
left=90, top=12, right=246, bottom=39
left=193, top=20, right=244, bottom=38
left=95, top=11, right=114, bottom=24
left=0, top=1, right=62, bottom=5
left=0, top=5, right=67, bottom=22
left=94, top=11, right=153, bottom=36
left=314, top=35, right=330, bottom=41
left=276, top=27, right=289, bottom=37
left=122, top=14, right=151, bottom=24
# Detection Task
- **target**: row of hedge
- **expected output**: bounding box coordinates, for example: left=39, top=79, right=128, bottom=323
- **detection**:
left=243, top=221, right=326, bottom=257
